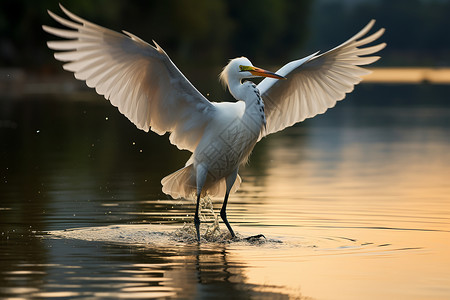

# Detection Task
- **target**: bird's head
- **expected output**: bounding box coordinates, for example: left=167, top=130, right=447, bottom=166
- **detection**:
left=219, top=57, right=285, bottom=89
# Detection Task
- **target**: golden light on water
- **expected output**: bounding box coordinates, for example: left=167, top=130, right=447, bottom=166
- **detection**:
left=2, top=68, right=450, bottom=300
left=229, top=118, right=450, bottom=299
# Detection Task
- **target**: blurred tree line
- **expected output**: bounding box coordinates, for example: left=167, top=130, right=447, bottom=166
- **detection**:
left=0, top=0, right=312, bottom=71
left=307, top=0, right=450, bottom=66
left=1, top=0, right=449, bottom=73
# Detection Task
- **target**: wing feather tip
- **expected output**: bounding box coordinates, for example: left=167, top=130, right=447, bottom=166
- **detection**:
left=152, top=40, right=166, bottom=54
left=47, top=9, right=60, bottom=22
left=59, top=3, right=70, bottom=16
left=42, top=24, right=51, bottom=33
left=360, top=56, right=381, bottom=65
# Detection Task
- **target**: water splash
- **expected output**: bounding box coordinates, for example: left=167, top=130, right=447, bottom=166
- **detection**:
left=171, top=196, right=233, bottom=243
left=45, top=196, right=274, bottom=245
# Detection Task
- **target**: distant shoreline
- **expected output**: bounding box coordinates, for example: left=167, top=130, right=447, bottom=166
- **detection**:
left=363, top=68, right=450, bottom=84
left=1, top=67, right=450, bottom=98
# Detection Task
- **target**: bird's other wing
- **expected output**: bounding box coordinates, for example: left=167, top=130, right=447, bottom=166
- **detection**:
left=257, top=20, right=385, bottom=140
left=43, top=4, right=215, bottom=152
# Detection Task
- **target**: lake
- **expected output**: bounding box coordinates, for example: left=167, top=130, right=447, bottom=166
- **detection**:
left=1, top=83, right=449, bottom=299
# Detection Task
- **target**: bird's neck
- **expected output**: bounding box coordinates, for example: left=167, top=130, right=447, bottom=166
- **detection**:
left=228, top=80, right=266, bottom=128
left=228, top=80, right=260, bottom=104
left=227, top=77, right=244, bottom=101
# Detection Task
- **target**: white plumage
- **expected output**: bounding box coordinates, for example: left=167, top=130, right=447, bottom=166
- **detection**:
left=43, top=5, right=385, bottom=240
left=43, top=6, right=214, bottom=152
left=258, top=20, right=386, bottom=138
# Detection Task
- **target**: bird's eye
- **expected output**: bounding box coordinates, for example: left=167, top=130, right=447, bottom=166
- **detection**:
left=239, top=65, right=251, bottom=72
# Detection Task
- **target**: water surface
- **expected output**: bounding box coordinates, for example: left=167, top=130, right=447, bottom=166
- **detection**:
left=1, top=84, right=449, bottom=299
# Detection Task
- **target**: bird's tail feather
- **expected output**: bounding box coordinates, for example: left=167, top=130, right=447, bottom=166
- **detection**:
left=208, top=174, right=242, bottom=198
left=161, top=165, right=242, bottom=199
left=161, top=165, right=196, bottom=199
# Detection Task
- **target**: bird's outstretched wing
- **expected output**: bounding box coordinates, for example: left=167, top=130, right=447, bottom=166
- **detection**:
left=257, top=20, right=385, bottom=139
left=43, top=4, right=215, bottom=152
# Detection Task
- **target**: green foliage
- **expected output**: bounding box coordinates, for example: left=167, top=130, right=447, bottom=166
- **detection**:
left=307, top=0, right=450, bottom=66
left=2, top=0, right=450, bottom=69
left=0, top=0, right=312, bottom=69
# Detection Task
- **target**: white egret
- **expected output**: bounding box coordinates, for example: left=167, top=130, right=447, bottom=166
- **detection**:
left=43, top=5, right=385, bottom=241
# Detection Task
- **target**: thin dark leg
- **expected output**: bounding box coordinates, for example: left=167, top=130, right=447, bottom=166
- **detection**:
left=194, top=164, right=207, bottom=242
left=220, top=192, right=235, bottom=238
left=194, top=193, right=201, bottom=242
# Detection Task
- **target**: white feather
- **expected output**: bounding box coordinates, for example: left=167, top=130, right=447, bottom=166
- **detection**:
left=43, top=4, right=215, bottom=152
left=257, top=20, right=386, bottom=139
left=43, top=7, right=386, bottom=238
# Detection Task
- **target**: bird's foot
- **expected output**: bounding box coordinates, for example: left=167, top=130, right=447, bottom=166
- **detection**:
left=244, top=234, right=266, bottom=242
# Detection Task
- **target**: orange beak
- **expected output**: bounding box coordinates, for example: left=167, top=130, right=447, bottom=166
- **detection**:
left=249, top=66, right=286, bottom=80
